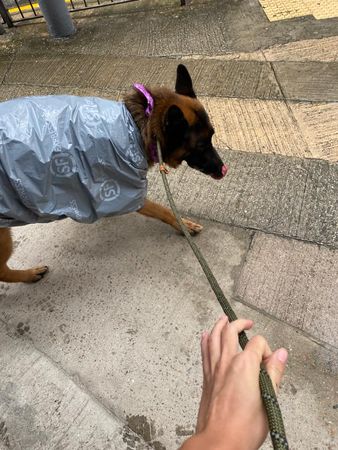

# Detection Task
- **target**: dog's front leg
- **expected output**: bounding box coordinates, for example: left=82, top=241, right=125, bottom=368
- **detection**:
left=138, top=199, right=203, bottom=235
left=0, top=228, right=48, bottom=283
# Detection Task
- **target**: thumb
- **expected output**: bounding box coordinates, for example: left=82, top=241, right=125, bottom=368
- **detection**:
left=263, top=348, right=288, bottom=393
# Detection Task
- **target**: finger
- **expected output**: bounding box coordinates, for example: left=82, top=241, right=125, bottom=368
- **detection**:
left=208, top=316, right=229, bottom=374
left=201, top=331, right=210, bottom=381
left=221, top=318, right=254, bottom=359
left=263, top=348, right=288, bottom=393
left=244, top=334, right=273, bottom=365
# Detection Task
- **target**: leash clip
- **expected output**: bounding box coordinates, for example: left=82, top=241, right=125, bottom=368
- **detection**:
left=159, top=164, right=169, bottom=174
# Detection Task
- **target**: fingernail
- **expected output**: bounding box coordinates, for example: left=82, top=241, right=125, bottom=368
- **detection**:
left=219, top=314, right=228, bottom=321
left=276, top=348, right=288, bottom=363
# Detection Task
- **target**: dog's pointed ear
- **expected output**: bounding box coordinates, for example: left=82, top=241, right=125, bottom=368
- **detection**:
left=165, top=105, right=189, bottom=144
left=175, top=64, right=196, bottom=98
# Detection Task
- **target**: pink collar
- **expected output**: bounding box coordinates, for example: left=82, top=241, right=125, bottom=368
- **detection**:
left=133, top=83, right=158, bottom=163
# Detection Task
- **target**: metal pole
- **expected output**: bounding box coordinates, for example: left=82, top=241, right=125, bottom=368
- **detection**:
left=38, top=0, right=76, bottom=38
left=0, top=0, right=14, bottom=27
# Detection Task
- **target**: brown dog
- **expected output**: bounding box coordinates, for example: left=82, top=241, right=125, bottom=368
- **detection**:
left=0, top=65, right=227, bottom=283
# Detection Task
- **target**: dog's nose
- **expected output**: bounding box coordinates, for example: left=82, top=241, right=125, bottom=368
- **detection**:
left=211, top=164, right=228, bottom=180
left=221, top=164, right=228, bottom=177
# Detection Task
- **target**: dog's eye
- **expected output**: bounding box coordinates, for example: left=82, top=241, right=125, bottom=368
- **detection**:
left=194, top=121, right=208, bottom=133
left=196, top=140, right=208, bottom=151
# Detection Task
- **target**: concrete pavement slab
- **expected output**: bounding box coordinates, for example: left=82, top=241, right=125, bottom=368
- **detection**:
left=147, top=150, right=338, bottom=248
left=0, top=321, right=149, bottom=450
left=182, top=35, right=338, bottom=63
left=273, top=61, right=338, bottom=101
left=262, top=36, right=338, bottom=62
left=0, top=217, right=336, bottom=449
left=290, top=102, right=338, bottom=162
left=5, top=52, right=338, bottom=102
left=203, top=97, right=311, bottom=159
left=235, top=233, right=338, bottom=348
left=294, top=158, right=337, bottom=246
left=4, top=55, right=283, bottom=101
left=204, top=97, right=338, bottom=162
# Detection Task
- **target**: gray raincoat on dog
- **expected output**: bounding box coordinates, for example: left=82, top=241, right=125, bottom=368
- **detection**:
left=0, top=96, right=148, bottom=227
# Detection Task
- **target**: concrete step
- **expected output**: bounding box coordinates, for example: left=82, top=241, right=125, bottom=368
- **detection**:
left=146, top=149, right=338, bottom=248
left=3, top=53, right=338, bottom=102
left=0, top=321, right=150, bottom=450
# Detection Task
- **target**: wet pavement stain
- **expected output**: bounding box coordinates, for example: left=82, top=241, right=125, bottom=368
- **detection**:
left=124, top=415, right=166, bottom=450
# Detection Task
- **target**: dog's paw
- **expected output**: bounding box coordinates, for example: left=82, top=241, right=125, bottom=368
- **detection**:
left=182, top=218, right=203, bottom=235
left=25, top=266, right=49, bottom=283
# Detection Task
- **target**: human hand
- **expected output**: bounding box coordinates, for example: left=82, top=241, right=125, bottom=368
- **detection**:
left=180, top=315, right=288, bottom=450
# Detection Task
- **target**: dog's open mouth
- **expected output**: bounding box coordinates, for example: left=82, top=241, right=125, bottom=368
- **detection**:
left=211, top=164, right=228, bottom=180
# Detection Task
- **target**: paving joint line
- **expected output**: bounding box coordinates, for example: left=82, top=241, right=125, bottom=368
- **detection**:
left=178, top=212, right=337, bottom=250
left=0, top=316, right=141, bottom=437
left=295, top=161, right=310, bottom=236
left=2, top=80, right=120, bottom=94
left=52, top=399, right=90, bottom=448
left=267, top=56, right=288, bottom=102
left=11, top=52, right=338, bottom=63
left=199, top=93, right=338, bottom=104
left=232, top=230, right=256, bottom=303
left=231, top=297, right=338, bottom=354
left=260, top=55, right=316, bottom=156
left=0, top=52, right=17, bottom=86
left=4, top=78, right=338, bottom=105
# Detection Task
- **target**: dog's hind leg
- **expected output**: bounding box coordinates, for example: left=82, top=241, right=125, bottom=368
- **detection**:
left=138, top=198, right=203, bottom=235
left=0, top=228, right=48, bottom=283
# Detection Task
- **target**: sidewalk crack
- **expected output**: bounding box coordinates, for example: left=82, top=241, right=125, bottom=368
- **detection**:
left=0, top=50, right=16, bottom=86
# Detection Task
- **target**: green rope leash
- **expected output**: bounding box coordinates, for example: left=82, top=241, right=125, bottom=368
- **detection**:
left=156, top=141, right=289, bottom=450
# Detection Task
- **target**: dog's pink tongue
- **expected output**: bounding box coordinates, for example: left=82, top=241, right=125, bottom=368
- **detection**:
left=221, top=164, right=228, bottom=177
